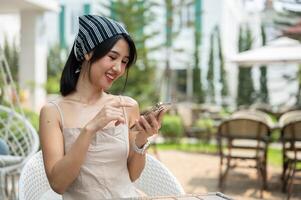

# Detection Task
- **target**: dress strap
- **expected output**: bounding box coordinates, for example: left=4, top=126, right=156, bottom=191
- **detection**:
left=49, top=101, right=65, bottom=129
left=119, top=96, right=128, bottom=126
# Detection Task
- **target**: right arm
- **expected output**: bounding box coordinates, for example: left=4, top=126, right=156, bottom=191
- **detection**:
left=39, top=104, right=95, bottom=194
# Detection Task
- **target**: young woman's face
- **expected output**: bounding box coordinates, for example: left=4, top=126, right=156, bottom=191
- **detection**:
left=89, top=38, right=130, bottom=90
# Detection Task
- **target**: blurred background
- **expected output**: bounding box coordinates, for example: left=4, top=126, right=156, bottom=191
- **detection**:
left=1, top=1, right=301, bottom=199
left=1, top=0, right=301, bottom=112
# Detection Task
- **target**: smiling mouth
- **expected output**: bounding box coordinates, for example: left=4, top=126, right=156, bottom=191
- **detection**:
left=105, top=73, right=116, bottom=82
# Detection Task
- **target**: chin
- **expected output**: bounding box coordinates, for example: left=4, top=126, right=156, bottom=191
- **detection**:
left=102, top=83, right=113, bottom=90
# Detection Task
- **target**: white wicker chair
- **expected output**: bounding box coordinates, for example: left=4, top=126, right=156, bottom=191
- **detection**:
left=19, top=151, right=61, bottom=200
left=19, top=151, right=185, bottom=200
left=0, top=105, right=39, bottom=200
left=0, top=46, right=40, bottom=199
left=134, top=154, right=185, bottom=196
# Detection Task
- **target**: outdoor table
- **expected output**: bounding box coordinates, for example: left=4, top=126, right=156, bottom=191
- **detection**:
left=123, top=192, right=233, bottom=200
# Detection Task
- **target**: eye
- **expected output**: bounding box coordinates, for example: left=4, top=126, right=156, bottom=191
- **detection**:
left=122, top=59, right=129, bottom=65
left=109, top=55, right=117, bottom=60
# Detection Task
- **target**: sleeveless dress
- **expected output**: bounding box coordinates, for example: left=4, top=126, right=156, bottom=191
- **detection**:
left=50, top=97, right=139, bottom=200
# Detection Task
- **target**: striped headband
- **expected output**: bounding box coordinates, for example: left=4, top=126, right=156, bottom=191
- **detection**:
left=74, top=15, right=129, bottom=62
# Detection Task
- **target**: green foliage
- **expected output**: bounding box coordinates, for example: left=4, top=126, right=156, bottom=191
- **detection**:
left=236, top=25, right=255, bottom=106
left=193, top=0, right=205, bottom=103
left=109, top=66, right=158, bottom=109
left=106, top=0, right=159, bottom=108
left=23, top=108, right=39, bottom=131
left=47, top=44, right=64, bottom=77
left=156, top=142, right=218, bottom=154
left=2, top=36, right=19, bottom=82
left=296, top=65, right=301, bottom=106
left=206, top=26, right=229, bottom=105
left=160, top=114, right=184, bottom=142
left=194, top=118, right=214, bottom=133
left=46, top=44, right=64, bottom=94
left=207, top=29, right=215, bottom=103
left=193, top=67, right=204, bottom=103
left=46, top=75, right=60, bottom=94
left=216, top=27, right=229, bottom=99
left=193, top=117, right=216, bottom=141
left=259, top=25, right=269, bottom=103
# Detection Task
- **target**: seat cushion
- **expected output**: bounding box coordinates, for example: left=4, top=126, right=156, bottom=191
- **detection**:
left=39, top=190, right=62, bottom=200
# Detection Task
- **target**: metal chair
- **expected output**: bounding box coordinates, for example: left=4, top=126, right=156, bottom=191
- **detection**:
left=19, top=151, right=185, bottom=200
left=279, top=111, right=301, bottom=200
left=217, top=110, right=271, bottom=197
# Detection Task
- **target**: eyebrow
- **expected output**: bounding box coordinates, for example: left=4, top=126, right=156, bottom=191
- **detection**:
left=110, top=50, right=129, bottom=59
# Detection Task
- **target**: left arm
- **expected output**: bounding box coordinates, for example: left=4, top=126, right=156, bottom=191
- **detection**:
left=125, top=98, right=161, bottom=182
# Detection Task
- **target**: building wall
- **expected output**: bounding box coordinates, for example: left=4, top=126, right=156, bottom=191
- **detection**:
left=0, top=14, right=20, bottom=45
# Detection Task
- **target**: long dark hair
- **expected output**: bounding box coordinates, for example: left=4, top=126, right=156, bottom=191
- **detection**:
left=60, top=33, right=137, bottom=96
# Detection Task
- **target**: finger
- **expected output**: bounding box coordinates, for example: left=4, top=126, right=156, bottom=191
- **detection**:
left=149, top=113, right=160, bottom=130
left=135, top=119, right=145, bottom=131
left=157, top=109, right=166, bottom=122
left=106, top=110, right=126, bottom=124
left=140, top=115, right=154, bottom=134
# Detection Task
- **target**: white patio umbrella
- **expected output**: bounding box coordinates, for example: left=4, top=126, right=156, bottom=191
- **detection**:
left=229, top=37, right=301, bottom=66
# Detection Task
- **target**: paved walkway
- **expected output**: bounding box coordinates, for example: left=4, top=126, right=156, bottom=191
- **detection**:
left=154, top=150, right=301, bottom=200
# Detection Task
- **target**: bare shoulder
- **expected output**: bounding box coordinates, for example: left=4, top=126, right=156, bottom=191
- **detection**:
left=39, top=102, right=61, bottom=127
left=40, top=102, right=59, bottom=116
left=107, top=94, right=139, bottom=107
left=122, top=96, right=139, bottom=107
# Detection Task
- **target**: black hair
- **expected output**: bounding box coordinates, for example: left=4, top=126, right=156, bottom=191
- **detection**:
left=60, top=33, right=137, bottom=96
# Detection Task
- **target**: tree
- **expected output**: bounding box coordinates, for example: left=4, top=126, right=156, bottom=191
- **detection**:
left=236, top=25, right=255, bottom=106
left=46, top=43, right=65, bottom=93
left=216, top=26, right=228, bottom=102
left=259, top=24, right=269, bottom=103
left=3, top=36, right=19, bottom=83
left=106, top=0, right=159, bottom=108
left=193, top=0, right=205, bottom=103
left=206, top=29, right=215, bottom=103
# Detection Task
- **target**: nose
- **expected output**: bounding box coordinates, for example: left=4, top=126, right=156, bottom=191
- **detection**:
left=112, top=62, right=122, bottom=73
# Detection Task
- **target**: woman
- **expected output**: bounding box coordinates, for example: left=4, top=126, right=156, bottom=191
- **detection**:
left=39, top=15, right=162, bottom=199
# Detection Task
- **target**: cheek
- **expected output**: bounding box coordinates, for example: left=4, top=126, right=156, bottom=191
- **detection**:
left=118, top=67, right=127, bottom=77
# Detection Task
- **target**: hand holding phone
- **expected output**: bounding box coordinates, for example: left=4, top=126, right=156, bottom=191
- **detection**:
left=143, top=102, right=172, bottom=122
left=130, top=102, right=172, bottom=130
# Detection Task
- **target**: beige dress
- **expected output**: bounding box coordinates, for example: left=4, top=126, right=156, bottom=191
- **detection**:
left=50, top=99, right=139, bottom=200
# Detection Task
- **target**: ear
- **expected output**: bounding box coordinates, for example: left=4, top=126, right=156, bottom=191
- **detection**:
left=84, top=52, right=93, bottom=61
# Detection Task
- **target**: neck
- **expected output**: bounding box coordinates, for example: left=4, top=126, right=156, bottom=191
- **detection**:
left=69, top=73, right=104, bottom=105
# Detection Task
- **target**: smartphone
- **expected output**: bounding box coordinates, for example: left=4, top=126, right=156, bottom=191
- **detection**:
left=143, top=102, right=172, bottom=120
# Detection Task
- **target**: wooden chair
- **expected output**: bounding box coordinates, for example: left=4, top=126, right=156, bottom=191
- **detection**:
left=217, top=110, right=271, bottom=197
left=279, top=111, right=301, bottom=200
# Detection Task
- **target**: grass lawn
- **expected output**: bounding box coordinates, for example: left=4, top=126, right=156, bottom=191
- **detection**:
left=153, top=142, right=283, bottom=167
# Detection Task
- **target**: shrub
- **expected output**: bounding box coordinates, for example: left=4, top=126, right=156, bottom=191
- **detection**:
left=193, top=118, right=215, bottom=141
left=160, top=114, right=184, bottom=143
left=46, top=75, right=60, bottom=94
left=23, top=109, right=39, bottom=131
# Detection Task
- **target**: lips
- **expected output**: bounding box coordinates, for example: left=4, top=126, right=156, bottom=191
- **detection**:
left=105, top=73, right=116, bottom=82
